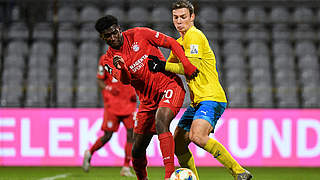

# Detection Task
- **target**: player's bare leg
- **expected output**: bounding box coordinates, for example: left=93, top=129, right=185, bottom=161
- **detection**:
left=155, top=107, right=176, bottom=180
left=132, top=133, right=153, bottom=180
left=82, top=131, right=113, bottom=172
left=174, top=127, right=199, bottom=180
left=190, top=119, right=251, bottom=179
left=120, top=128, right=135, bottom=177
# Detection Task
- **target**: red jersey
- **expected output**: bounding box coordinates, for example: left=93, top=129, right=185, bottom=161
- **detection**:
left=103, top=27, right=185, bottom=107
left=97, top=54, right=136, bottom=116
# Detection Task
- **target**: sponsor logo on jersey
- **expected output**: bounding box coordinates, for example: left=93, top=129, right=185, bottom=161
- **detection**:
left=129, top=54, right=147, bottom=72
left=132, top=42, right=140, bottom=52
left=190, top=44, right=199, bottom=54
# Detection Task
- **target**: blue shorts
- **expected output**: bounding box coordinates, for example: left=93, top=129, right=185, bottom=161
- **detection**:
left=177, top=101, right=227, bottom=133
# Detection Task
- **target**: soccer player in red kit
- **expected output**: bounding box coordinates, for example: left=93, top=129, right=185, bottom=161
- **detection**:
left=95, top=15, right=198, bottom=180
left=82, top=54, right=137, bottom=177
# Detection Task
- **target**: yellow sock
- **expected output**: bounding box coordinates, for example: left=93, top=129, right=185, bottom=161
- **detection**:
left=204, top=138, right=245, bottom=176
left=176, top=150, right=200, bottom=180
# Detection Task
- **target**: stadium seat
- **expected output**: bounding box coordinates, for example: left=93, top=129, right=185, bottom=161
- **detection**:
left=28, top=67, right=50, bottom=84
left=251, top=84, right=273, bottom=108
left=57, top=6, right=78, bottom=23
left=247, top=40, right=269, bottom=57
left=222, top=7, right=243, bottom=24
left=56, top=81, right=74, bottom=107
left=297, top=54, right=319, bottom=71
left=79, top=5, right=101, bottom=23
left=301, top=84, right=320, bottom=108
left=226, top=83, right=249, bottom=108
left=272, top=24, right=291, bottom=41
left=198, top=6, right=219, bottom=25
left=222, top=24, right=243, bottom=41
left=0, top=83, right=23, bottom=107
left=3, top=54, right=25, bottom=70
left=250, top=68, right=272, bottom=86
left=222, top=40, right=244, bottom=57
left=202, top=26, right=220, bottom=42
left=79, top=23, right=98, bottom=41
left=293, top=24, right=315, bottom=41
left=292, top=7, right=314, bottom=24
left=276, top=85, right=299, bottom=108
left=299, top=69, right=320, bottom=87
left=270, top=7, right=290, bottom=24
left=246, top=7, right=267, bottom=23
left=78, top=55, right=99, bottom=72
left=295, top=40, right=317, bottom=58
left=75, top=84, right=98, bottom=107
left=56, top=54, right=74, bottom=68
left=246, top=24, right=270, bottom=42
left=30, top=41, right=53, bottom=57
left=273, top=54, right=295, bottom=70
left=57, top=41, right=77, bottom=57
left=274, top=69, right=297, bottom=87
left=127, top=7, right=149, bottom=26
left=151, top=6, right=171, bottom=24
left=57, top=23, right=78, bottom=41
left=225, top=68, right=247, bottom=86
left=32, top=22, right=53, bottom=41
left=7, top=22, right=29, bottom=40
left=79, top=42, right=99, bottom=57
left=249, top=55, right=271, bottom=70
left=2, top=67, right=24, bottom=85
left=28, top=54, right=50, bottom=69
left=25, top=84, right=48, bottom=107
left=272, top=40, right=293, bottom=56
left=5, top=40, right=29, bottom=57
left=224, top=54, right=246, bottom=70
left=104, top=6, right=127, bottom=24
left=209, top=40, right=221, bottom=63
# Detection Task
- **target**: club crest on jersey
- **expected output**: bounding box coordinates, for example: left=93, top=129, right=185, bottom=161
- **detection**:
left=132, top=42, right=140, bottom=52
left=190, top=44, right=199, bottom=54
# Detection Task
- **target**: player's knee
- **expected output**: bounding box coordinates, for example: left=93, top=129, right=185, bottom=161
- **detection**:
left=189, top=132, right=203, bottom=146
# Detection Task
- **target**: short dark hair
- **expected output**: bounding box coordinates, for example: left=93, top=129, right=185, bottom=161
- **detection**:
left=95, top=15, right=118, bottom=33
left=171, top=0, right=194, bottom=15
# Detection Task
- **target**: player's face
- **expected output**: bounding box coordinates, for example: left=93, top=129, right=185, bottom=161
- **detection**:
left=100, top=24, right=123, bottom=49
left=172, top=8, right=194, bottom=34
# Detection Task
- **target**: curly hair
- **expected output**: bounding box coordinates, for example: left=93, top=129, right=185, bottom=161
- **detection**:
left=95, top=15, right=118, bottom=33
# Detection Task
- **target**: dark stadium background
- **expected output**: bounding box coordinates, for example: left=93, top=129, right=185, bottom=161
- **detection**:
left=0, top=0, right=319, bottom=179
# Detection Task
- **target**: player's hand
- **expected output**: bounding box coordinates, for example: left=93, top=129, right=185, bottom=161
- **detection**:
left=186, top=68, right=200, bottom=80
left=147, top=55, right=166, bottom=72
left=113, top=55, right=125, bottom=70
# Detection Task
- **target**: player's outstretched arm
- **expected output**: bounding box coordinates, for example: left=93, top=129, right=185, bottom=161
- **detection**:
left=141, top=28, right=199, bottom=79
left=147, top=55, right=199, bottom=80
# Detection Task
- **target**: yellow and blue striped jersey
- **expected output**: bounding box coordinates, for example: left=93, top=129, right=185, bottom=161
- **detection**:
left=166, top=26, right=227, bottom=106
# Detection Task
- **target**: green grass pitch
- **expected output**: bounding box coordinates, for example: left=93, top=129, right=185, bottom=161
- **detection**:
left=0, top=166, right=319, bottom=180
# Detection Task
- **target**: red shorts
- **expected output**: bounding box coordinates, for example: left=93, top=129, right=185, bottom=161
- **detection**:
left=134, top=82, right=185, bottom=134
left=101, top=109, right=134, bottom=131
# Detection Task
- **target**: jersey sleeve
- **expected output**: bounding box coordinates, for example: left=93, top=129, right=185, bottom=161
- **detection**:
left=137, top=27, right=197, bottom=77
left=97, top=55, right=107, bottom=80
left=184, top=31, right=204, bottom=59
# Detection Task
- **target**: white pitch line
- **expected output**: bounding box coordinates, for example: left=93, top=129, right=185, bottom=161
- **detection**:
left=39, top=173, right=70, bottom=180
